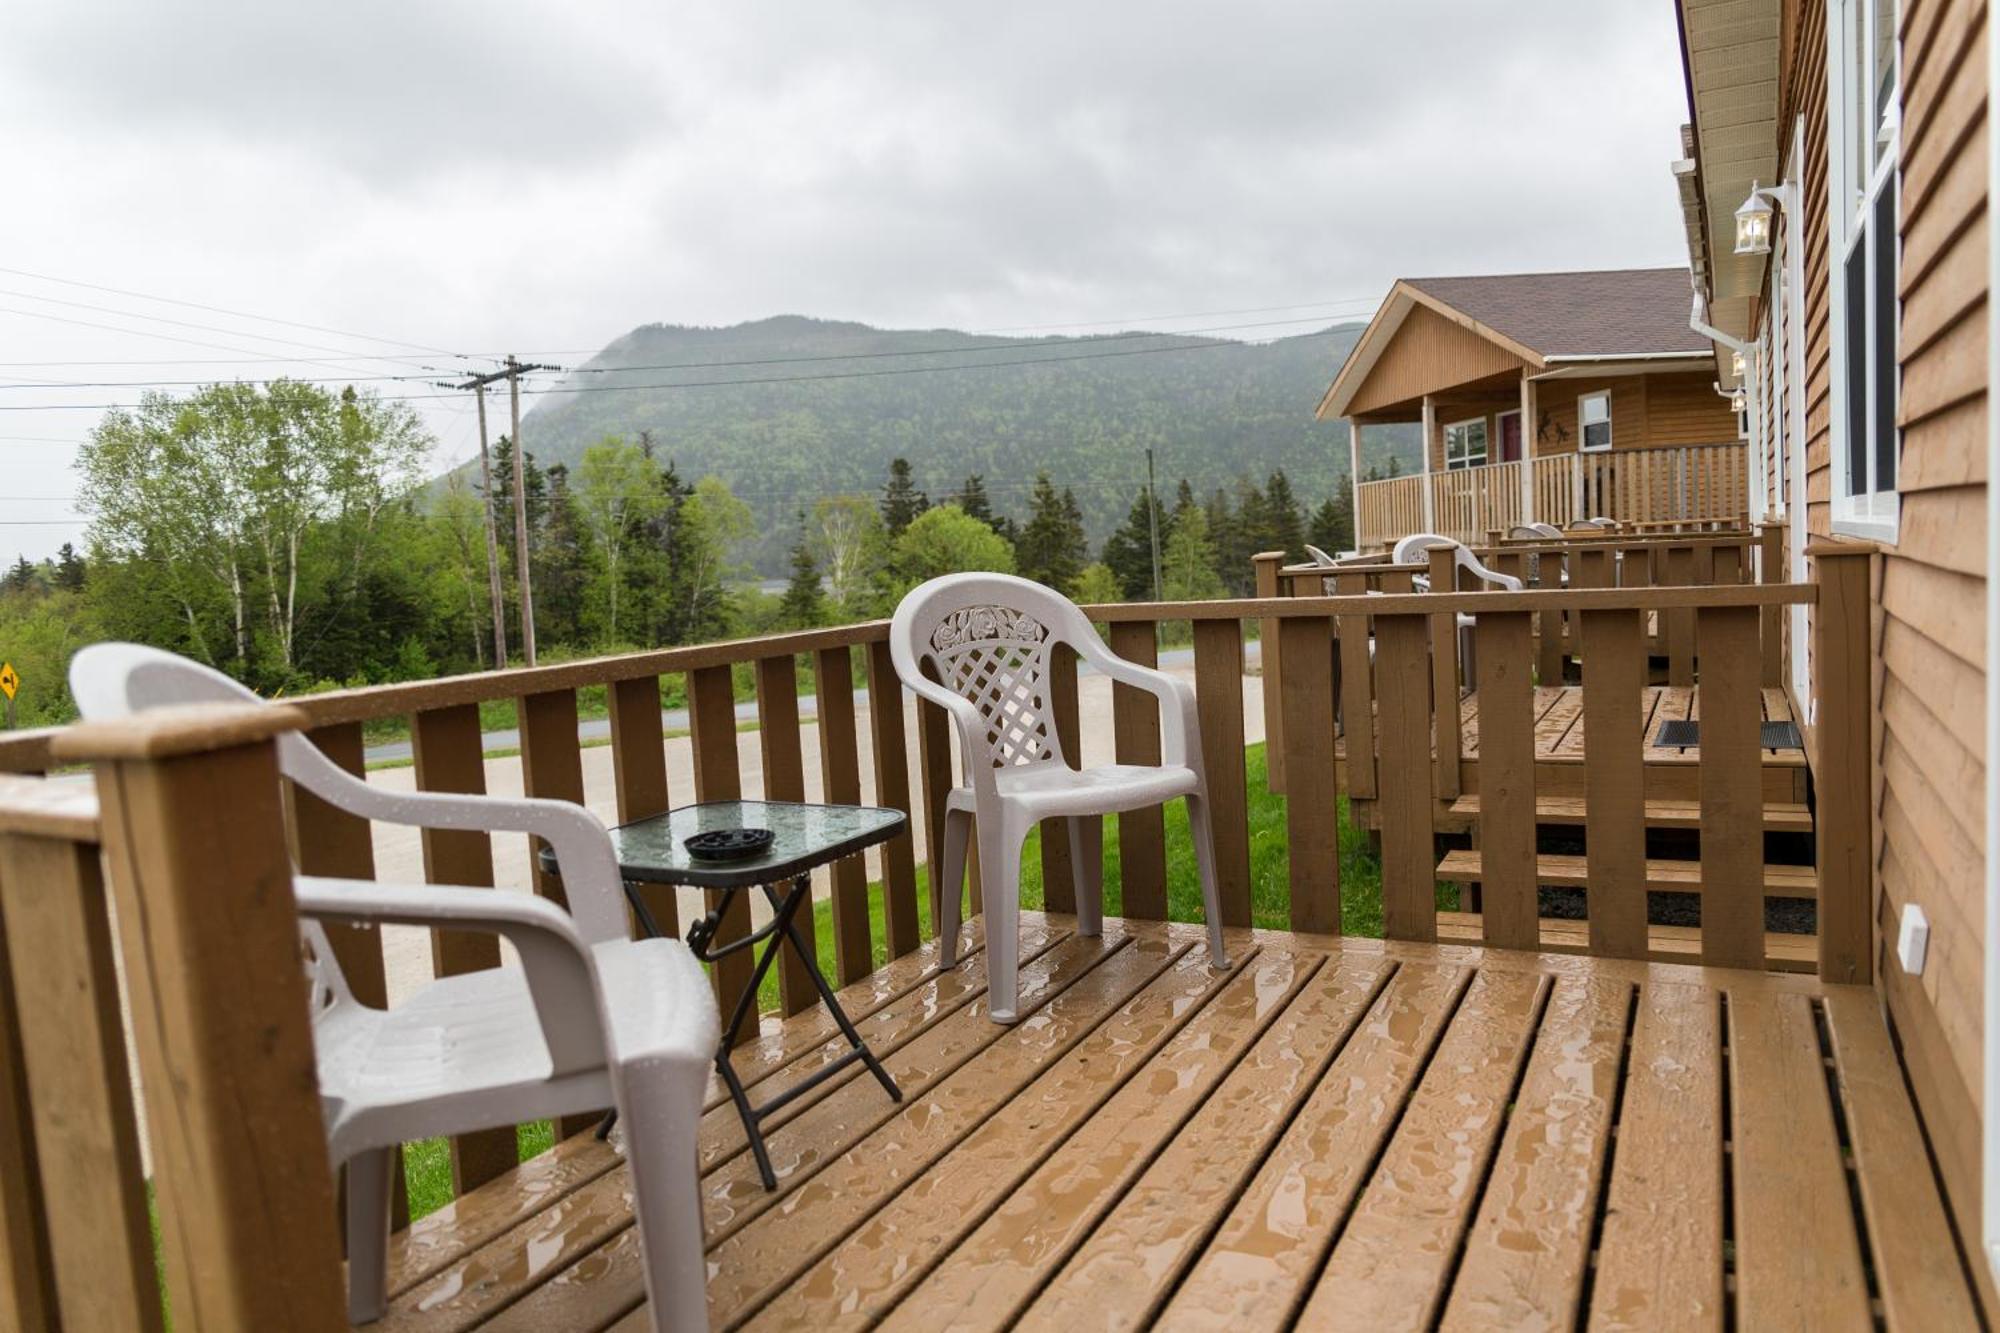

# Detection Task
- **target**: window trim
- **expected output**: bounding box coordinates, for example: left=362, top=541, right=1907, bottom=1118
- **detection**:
left=1827, top=0, right=1901, bottom=542
left=1578, top=390, right=1614, bottom=452
left=1443, top=415, right=1489, bottom=470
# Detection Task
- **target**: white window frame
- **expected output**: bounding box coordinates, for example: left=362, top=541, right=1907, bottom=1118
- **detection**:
left=1578, top=391, right=1613, bottom=452
left=1777, top=117, right=1812, bottom=719
left=1443, top=416, right=1488, bottom=470
left=1828, top=0, right=1902, bottom=541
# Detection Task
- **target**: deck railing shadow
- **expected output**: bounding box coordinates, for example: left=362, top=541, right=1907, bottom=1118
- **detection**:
left=0, top=539, right=1870, bottom=1329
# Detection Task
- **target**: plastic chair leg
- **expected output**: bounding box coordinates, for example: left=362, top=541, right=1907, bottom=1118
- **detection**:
left=1184, top=790, right=1231, bottom=970
left=622, top=1061, right=712, bottom=1332
left=1068, top=814, right=1104, bottom=937
left=977, top=815, right=1027, bottom=1022
left=344, top=1146, right=396, bottom=1324
left=937, top=808, right=972, bottom=965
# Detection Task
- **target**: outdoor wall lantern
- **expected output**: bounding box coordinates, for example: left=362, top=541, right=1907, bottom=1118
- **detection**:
left=1733, top=180, right=1795, bottom=255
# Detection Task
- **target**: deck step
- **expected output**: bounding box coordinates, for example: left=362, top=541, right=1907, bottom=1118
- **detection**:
left=1435, top=849, right=1818, bottom=898
left=1435, top=911, right=1817, bottom=972
left=1448, top=793, right=1813, bottom=834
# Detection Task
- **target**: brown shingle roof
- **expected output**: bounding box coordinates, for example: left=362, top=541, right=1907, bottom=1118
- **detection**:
left=1402, top=267, right=1708, bottom=358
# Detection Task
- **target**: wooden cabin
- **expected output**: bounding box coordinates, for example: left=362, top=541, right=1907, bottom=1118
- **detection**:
left=0, top=0, right=1994, bottom=1327
left=1323, top=268, right=1750, bottom=548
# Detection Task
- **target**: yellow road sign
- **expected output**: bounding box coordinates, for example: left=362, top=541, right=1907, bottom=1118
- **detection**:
left=0, top=662, right=15, bottom=701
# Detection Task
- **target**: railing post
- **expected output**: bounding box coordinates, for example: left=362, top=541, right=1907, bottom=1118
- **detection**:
left=1570, top=451, right=1584, bottom=523
left=52, top=703, right=345, bottom=1332
left=1811, top=544, right=1875, bottom=984
left=1758, top=522, right=1788, bottom=687
left=1254, top=551, right=1287, bottom=793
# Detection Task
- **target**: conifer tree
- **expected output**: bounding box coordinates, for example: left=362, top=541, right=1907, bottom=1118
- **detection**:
left=1308, top=490, right=1355, bottom=554
left=1263, top=470, right=1306, bottom=559
left=880, top=457, right=929, bottom=537
left=1015, top=471, right=1088, bottom=591
left=1100, top=486, right=1160, bottom=599
left=778, top=512, right=826, bottom=628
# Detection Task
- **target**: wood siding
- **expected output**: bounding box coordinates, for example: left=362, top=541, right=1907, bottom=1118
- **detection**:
left=1532, top=372, right=1736, bottom=455
left=1778, top=0, right=1990, bottom=1277
left=1345, top=303, right=1532, bottom=417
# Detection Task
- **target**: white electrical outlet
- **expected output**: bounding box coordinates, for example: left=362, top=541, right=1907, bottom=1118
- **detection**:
left=1897, top=903, right=1930, bottom=976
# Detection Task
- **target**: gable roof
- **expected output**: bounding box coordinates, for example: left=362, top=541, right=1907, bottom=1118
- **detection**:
left=1318, top=266, right=1711, bottom=419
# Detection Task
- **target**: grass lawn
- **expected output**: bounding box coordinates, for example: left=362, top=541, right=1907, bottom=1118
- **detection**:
left=399, top=740, right=1411, bottom=1220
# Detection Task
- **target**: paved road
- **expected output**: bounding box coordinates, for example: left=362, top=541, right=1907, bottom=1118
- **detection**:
left=359, top=643, right=1253, bottom=765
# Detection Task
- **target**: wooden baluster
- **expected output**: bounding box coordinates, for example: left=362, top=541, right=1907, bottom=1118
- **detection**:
left=1278, top=615, right=1341, bottom=935
left=864, top=640, right=922, bottom=958
left=1664, top=544, right=1696, bottom=685
left=1759, top=523, right=1788, bottom=687
left=1108, top=621, right=1167, bottom=920
left=1335, top=570, right=1377, bottom=802
left=1813, top=546, right=1874, bottom=983
left=1711, top=541, right=1740, bottom=587
left=687, top=665, right=755, bottom=1038
left=1428, top=545, right=1462, bottom=800
left=1373, top=613, right=1437, bottom=942
left=519, top=688, right=586, bottom=911
left=1034, top=644, right=1080, bottom=917
left=57, top=703, right=346, bottom=1331
left=1536, top=549, right=1566, bottom=686
left=1254, top=552, right=1288, bottom=793
left=1696, top=605, right=1764, bottom=970
left=1192, top=620, right=1252, bottom=926
left=813, top=647, right=874, bottom=984
left=0, top=814, right=162, bottom=1332
left=755, top=657, right=818, bottom=1014
left=410, top=703, right=516, bottom=1194
left=1473, top=611, right=1537, bottom=950
left=607, top=675, right=677, bottom=940
left=1581, top=607, right=1649, bottom=959
left=519, top=687, right=606, bottom=1133
left=287, top=722, right=408, bottom=1227
left=0, top=832, right=58, bottom=1333
left=914, top=678, right=957, bottom=937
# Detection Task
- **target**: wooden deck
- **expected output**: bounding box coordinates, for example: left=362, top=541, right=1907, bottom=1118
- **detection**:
left=373, top=913, right=1978, bottom=1332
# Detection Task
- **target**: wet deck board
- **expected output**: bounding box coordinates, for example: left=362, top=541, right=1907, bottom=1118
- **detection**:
left=384, top=913, right=1978, bottom=1331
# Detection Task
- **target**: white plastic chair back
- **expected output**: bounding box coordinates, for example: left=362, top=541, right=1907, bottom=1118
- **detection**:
left=892, top=575, right=1088, bottom=774
left=68, top=643, right=358, bottom=1012
left=1303, top=544, right=1339, bottom=567
left=1509, top=522, right=1564, bottom=540
left=1390, top=534, right=1524, bottom=592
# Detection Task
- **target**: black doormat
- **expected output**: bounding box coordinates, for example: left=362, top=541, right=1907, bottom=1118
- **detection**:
left=1652, top=719, right=1804, bottom=750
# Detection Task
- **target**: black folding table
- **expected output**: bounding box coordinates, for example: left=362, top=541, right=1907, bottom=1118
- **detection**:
left=541, top=799, right=905, bottom=1190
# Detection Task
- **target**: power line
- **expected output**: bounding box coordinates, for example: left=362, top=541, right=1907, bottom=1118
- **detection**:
left=0, top=264, right=460, bottom=357
left=0, top=325, right=1354, bottom=412
left=0, top=309, right=1369, bottom=392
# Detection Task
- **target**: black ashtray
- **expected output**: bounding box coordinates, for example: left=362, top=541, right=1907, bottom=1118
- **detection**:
left=684, top=827, right=775, bottom=861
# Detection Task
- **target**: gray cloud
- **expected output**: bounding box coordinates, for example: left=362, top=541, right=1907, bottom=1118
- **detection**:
left=0, top=0, right=1691, bottom=562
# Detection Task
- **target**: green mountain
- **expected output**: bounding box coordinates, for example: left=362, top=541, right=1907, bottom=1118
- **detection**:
left=502, top=315, right=1415, bottom=572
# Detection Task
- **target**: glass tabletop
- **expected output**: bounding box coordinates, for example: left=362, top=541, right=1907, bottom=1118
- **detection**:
left=601, top=800, right=907, bottom=888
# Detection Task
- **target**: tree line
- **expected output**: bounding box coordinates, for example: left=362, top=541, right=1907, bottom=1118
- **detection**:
left=0, top=379, right=1354, bottom=727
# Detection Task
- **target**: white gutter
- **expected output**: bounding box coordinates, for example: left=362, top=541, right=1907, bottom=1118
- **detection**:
left=1689, top=289, right=1752, bottom=354
left=1543, top=350, right=1712, bottom=362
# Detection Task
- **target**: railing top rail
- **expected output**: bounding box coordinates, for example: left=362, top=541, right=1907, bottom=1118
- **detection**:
left=0, top=773, right=99, bottom=842
left=1085, top=584, right=1813, bottom=621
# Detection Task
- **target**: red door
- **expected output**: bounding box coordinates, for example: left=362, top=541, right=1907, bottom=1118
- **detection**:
left=1498, top=411, right=1523, bottom=463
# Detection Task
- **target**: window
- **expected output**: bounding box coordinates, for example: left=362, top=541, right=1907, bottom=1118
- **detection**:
left=1829, top=0, right=1899, bottom=537
left=1579, top=392, right=1612, bottom=451
left=1444, top=418, right=1488, bottom=469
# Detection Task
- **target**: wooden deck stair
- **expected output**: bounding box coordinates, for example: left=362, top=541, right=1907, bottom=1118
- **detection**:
left=1447, top=792, right=1813, bottom=833
left=1435, top=849, right=1818, bottom=898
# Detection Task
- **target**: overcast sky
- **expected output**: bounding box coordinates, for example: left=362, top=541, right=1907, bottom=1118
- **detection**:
left=0, top=0, right=1690, bottom=564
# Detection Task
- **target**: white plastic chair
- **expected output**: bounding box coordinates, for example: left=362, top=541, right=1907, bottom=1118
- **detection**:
left=888, top=575, right=1230, bottom=1022
left=1508, top=522, right=1564, bottom=540
left=1389, top=535, right=1523, bottom=682
left=69, top=644, right=719, bottom=1331
left=1302, top=543, right=1340, bottom=567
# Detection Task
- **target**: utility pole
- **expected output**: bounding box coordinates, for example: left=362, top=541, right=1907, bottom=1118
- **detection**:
left=449, top=357, right=556, bottom=668
left=471, top=383, right=507, bottom=668
left=1145, top=446, right=1164, bottom=602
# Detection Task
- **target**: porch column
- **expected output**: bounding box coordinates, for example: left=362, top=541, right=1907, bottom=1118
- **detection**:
left=1519, top=373, right=1537, bottom=524
left=1419, top=394, right=1437, bottom=533
left=1348, top=418, right=1362, bottom=553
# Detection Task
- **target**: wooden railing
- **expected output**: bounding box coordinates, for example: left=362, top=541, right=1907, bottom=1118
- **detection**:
left=1356, top=441, right=1750, bottom=549
left=0, top=541, right=1871, bottom=1326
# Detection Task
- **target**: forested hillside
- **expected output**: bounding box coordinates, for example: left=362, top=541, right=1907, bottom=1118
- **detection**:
left=504, top=317, right=1415, bottom=572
